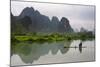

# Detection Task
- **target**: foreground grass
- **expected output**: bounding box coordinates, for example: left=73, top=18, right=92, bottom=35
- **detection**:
left=11, top=32, right=95, bottom=43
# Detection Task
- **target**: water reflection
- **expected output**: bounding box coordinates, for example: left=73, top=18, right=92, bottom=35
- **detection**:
left=11, top=40, right=95, bottom=66
left=12, top=41, right=72, bottom=64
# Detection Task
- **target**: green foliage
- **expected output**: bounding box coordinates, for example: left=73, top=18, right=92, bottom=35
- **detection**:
left=11, top=32, right=95, bottom=43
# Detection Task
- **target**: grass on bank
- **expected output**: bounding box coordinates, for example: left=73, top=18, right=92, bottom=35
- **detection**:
left=11, top=32, right=95, bottom=43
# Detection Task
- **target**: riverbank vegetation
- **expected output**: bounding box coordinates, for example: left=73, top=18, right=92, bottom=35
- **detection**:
left=11, top=32, right=95, bottom=43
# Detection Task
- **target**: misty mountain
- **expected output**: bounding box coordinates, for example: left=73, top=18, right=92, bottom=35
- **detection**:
left=58, top=17, right=73, bottom=33
left=11, top=7, right=73, bottom=34
left=50, top=16, right=59, bottom=32
left=11, top=14, right=30, bottom=34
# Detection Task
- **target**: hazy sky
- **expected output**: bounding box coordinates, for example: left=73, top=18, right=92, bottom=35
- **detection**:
left=11, top=1, right=95, bottom=31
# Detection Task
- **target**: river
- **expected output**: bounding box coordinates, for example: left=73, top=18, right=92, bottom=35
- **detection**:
left=11, top=40, right=95, bottom=66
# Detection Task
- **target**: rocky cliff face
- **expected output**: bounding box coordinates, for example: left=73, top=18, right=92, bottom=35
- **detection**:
left=58, top=17, right=73, bottom=33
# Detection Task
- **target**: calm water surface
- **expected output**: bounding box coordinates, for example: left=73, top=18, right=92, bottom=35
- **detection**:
left=11, top=40, right=95, bottom=66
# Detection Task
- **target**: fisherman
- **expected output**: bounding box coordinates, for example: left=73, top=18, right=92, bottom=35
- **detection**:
left=79, top=42, right=82, bottom=53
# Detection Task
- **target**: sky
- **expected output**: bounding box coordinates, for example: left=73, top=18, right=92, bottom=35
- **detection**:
left=11, top=1, right=95, bottom=32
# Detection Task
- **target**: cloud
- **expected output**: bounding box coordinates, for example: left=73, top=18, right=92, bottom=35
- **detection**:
left=78, top=6, right=95, bottom=21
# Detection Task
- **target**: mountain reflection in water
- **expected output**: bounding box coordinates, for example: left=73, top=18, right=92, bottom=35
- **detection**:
left=12, top=41, right=72, bottom=64
left=11, top=40, right=95, bottom=66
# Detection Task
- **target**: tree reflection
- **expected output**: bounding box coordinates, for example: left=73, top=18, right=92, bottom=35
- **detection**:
left=11, top=41, right=72, bottom=64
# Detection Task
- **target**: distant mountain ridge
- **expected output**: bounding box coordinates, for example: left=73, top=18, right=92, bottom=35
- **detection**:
left=11, top=7, right=73, bottom=34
